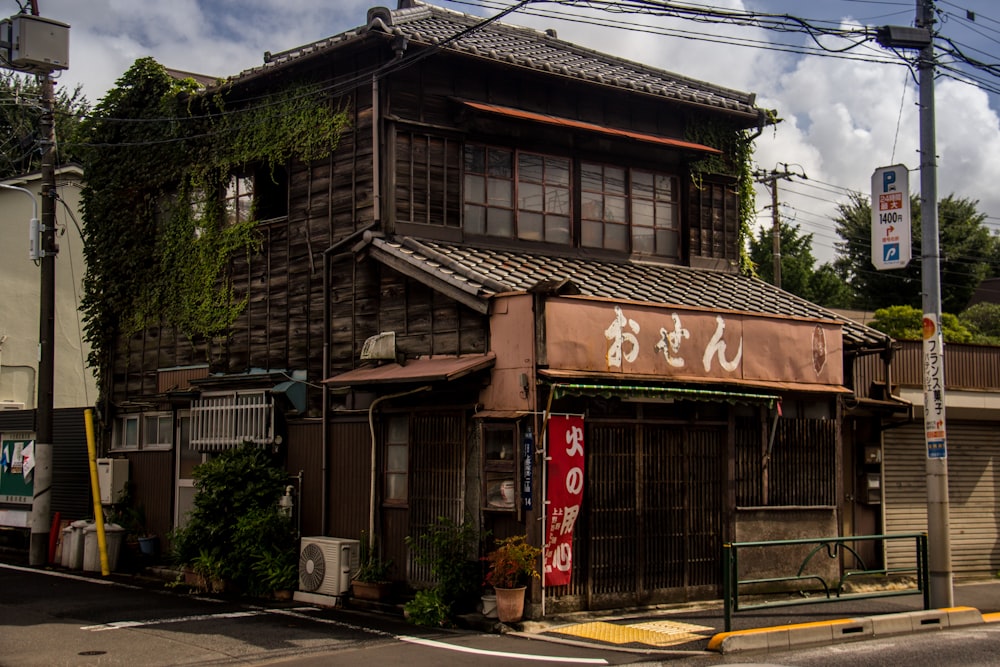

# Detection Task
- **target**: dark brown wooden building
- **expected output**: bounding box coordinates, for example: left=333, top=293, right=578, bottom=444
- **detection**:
left=101, top=1, right=896, bottom=615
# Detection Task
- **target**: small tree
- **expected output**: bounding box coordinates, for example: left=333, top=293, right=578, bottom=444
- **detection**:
left=959, top=302, right=1000, bottom=346
left=869, top=305, right=972, bottom=343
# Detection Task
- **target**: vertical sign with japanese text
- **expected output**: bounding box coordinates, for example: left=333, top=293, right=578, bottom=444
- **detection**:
left=522, top=428, right=533, bottom=511
left=871, top=165, right=912, bottom=270
left=544, top=416, right=584, bottom=587
left=923, top=315, right=948, bottom=459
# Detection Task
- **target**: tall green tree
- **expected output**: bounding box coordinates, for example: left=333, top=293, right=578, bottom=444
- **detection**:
left=748, top=220, right=851, bottom=307
left=833, top=192, right=998, bottom=312
left=0, top=72, right=88, bottom=177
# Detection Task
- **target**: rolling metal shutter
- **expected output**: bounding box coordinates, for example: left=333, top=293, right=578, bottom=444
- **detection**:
left=884, top=421, right=1000, bottom=576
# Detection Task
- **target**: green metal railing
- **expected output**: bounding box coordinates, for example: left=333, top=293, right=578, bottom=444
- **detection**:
left=722, top=533, right=929, bottom=631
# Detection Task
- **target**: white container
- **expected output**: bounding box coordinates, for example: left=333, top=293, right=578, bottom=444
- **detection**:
left=67, top=520, right=91, bottom=570
left=481, top=593, right=498, bottom=618
left=83, top=523, right=125, bottom=572
left=59, top=526, right=73, bottom=568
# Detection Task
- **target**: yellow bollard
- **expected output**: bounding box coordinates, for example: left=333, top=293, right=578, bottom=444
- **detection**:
left=84, top=409, right=110, bottom=576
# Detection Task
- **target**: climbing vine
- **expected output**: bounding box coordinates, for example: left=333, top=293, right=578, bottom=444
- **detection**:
left=79, top=57, right=349, bottom=391
left=686, top=115, right=766, bottom=275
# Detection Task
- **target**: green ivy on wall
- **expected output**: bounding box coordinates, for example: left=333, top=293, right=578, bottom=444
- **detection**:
left=79, top=57, right=349, bottom=392
left=686, top=116, right=763, bottom=275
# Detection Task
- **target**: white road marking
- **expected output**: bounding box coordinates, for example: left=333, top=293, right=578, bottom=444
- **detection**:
left=6, top=563, right=606, bottom=663
left=399, top=635, right=609, bottom=664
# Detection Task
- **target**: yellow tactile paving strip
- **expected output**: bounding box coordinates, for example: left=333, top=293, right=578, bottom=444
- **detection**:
left=548, top=619, right=716, bottom=647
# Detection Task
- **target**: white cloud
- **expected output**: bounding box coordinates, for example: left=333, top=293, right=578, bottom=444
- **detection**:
left=25, top=0, right=1000, bottom=266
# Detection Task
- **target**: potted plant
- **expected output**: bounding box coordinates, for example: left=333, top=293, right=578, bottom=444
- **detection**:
left=351, top=533, right=392, bottom=601
left=484, top=535, right=541, bottom=623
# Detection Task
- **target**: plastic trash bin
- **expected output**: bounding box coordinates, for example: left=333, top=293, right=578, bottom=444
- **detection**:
left=67, top=520, right=90, bottom=569
left=83, top=523, right=124, bottom=572
left=59, top=526, right=74, bottom=568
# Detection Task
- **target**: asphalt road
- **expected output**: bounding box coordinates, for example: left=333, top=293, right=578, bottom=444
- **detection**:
left=0, top=562, right=637, bottom=666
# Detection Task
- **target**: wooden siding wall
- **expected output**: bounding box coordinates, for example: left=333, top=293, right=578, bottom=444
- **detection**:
left=854, top=341, right=1000, bottom=397
left=122, top=450, right=174, bottom=542
left=325, top=419, right=372, bottom=541
left=110, top=77, right=376, bottom=412
left=284, top=419, right=324, bottom=538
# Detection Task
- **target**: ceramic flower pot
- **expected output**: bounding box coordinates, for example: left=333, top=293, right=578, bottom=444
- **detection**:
left=494, top=586, right=526, bottom=623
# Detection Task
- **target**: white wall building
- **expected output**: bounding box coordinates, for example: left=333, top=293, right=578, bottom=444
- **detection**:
left=0, top=165, right=97, bottom=411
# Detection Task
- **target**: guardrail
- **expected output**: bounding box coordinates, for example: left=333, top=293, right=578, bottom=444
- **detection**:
left=722, top=533, right=929, bottom=631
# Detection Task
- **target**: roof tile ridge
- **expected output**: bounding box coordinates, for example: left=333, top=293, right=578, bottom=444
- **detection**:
left=402, top=3, right=755, bottom=105
left=397, top=237, right=510, bottom=293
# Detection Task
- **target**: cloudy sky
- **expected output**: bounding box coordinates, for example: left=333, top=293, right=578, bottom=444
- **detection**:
left=16, top=0, right=1000, bottom=264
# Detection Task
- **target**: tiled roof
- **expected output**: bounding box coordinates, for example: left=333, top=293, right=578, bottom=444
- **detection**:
left=368, top=235, right=889, bottom=349
left=223, top=2, right=760, bottom=120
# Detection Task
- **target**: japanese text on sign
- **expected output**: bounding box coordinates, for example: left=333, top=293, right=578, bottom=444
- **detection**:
left=544, top=416, right=585, bottom=587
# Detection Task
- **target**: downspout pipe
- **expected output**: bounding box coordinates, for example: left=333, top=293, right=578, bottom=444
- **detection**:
left=321, top=223, right=376, bottom=533
left=366, top=385, right=431, bottom=552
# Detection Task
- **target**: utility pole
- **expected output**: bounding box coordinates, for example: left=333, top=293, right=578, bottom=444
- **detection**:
left=753, top=164, right=806, bottom=289
left=1, top=7, right=69, bottom=566
left=915, top=0, right=953, bottom=609
left=877, top=0, right=952, bottom=608
left=29, top=70, right=56, bottom=566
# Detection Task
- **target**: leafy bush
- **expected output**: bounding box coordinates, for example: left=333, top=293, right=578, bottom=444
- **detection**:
left=403, top=588, right=451, bottom=627
left=170, top=443, right=295, bottom=596
left=870, top=305, right=972, bottom=343
left=405, top=515, right=484, bottom=621
left=484, top=535, right=541, bottom=589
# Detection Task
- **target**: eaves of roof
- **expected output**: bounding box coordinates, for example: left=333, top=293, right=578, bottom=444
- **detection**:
left=215, top=2, right=762, bottom=123
left=363, top=235, right=890, bottom=350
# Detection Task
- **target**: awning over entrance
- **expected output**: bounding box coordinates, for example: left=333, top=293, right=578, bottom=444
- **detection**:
left=324, top=353, right=496, bottom=386
left=549, top=381, right=780, bottom=406
left=541, top=368, right=851, bottom=400
left=460, top=100, right=722, bottom=154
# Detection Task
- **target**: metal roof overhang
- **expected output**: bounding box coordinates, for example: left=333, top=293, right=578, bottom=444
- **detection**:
left=540, top=368, right=851, bottom=402
left=324, top=353, right=496, bottom=387
left=460, top=100, right=723, bottom=154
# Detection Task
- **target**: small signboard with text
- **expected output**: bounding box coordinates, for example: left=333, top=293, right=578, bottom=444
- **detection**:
left=871, top=164, right=912, bottom=270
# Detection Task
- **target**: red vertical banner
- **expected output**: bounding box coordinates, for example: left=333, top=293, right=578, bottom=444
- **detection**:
left=544, top=415, right=584, bottom=587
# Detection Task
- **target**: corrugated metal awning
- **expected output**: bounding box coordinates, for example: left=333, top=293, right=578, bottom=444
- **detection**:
left=460, top=100, right=722, bottom=154
left=324, top=353, right=496, bottom=387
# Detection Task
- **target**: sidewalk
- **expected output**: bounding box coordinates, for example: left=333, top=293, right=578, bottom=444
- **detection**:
left=514, top=579, right=1000, bottom=655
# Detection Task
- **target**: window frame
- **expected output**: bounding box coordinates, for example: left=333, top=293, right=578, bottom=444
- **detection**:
left=112, top=411, right=174, bottom=452
left=383, top=414, right=409, bottom=507
left=481, top=422, right=518, bottom=512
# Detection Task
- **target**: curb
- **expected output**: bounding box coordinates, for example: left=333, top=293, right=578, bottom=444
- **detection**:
left=707, top=606, right=984, bottom=654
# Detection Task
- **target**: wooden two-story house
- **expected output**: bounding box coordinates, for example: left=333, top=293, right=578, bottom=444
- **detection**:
left=99, top=1, right=893, bottom=614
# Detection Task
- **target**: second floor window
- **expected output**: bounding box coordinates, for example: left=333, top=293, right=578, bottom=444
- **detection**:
left=463, top=146, right=571, bottom=243
left=582, top=162, right=679, bottom=257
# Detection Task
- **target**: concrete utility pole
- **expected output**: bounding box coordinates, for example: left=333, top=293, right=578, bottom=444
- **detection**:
left=29, top=71, right=56, bottom=566
left=876, top=0, right=953, bottom=608
left=915, top=0, right=953, bottom=609
left=753, top=165, right=806, bottom=289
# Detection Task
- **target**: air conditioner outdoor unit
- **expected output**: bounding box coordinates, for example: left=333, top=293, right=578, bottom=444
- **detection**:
left=298, top=537, right=360, bottom=597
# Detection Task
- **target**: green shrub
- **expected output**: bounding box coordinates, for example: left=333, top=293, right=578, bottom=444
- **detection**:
left=170, top=443, right=295, bottom=596
left=403, top=588, right=451, bottom=627
left=405, top=515, right=484, bottom=615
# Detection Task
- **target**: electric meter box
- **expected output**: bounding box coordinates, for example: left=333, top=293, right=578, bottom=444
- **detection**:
left=96, top=458, right=129, bottom=505
left=9, top=15, right=69, bottom=72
